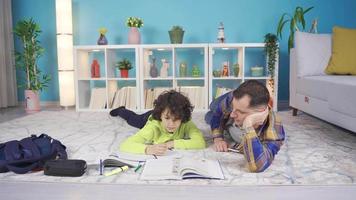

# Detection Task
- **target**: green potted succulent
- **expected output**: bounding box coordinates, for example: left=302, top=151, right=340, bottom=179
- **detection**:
left=276, top=6, right=314, bottom=53
left=13, top=18, right=51, bottom=113
left=116, top=58, right=133, bottom=78
left=169, top=26, right=184, bottom=44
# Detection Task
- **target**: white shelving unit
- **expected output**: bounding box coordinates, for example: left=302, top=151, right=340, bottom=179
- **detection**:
left=74, top=43, right=278, bottom=112
left=209, top=43, right=278, bottom=111
left=74, top=45, right=140, bottom=112
left=139, top=44, right=209, bottom=112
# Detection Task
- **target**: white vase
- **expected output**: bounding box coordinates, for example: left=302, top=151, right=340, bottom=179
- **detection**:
left=128, top=27, right=141, bottom=44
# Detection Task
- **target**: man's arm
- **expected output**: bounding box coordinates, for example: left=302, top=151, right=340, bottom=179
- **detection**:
left=242, top=112, right=285, bottom=172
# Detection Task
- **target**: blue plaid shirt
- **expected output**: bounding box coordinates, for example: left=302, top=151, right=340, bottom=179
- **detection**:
left=205, top=91, right=285, bottom=172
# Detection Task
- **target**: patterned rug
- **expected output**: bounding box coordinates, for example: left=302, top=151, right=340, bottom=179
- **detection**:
left=0, top=110, right=355, bottom=185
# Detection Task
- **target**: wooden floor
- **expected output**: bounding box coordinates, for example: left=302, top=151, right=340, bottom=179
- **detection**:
left=0, top=181, right=355, bottom=200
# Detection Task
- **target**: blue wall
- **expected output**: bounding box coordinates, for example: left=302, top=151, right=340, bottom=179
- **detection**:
left=12, top=0, right=356, bottom=102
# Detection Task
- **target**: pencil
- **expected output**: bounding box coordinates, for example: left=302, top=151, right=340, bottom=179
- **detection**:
left=228, top=148, right=239, bottom=153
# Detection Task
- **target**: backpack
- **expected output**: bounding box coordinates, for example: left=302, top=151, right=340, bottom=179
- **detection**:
left=0, top=134, right=67, bottom=174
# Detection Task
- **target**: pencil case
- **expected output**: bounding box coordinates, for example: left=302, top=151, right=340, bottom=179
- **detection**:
left=44, top=159, right=87, bottom=177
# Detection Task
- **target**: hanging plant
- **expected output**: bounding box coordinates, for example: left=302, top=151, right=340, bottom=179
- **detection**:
left=264, top=33, right=279, bottom=99
left=264, top=33, right=279, bottom=78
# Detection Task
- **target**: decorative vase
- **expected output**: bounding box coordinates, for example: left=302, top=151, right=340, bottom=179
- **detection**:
left=97, top=34, right=108, bottom=45
left=179, top=62, right=187, bottom=77
left=149, top=57, right=158, bottom=78
left=251, top=66, right=264, bottom=77
left=169, top=30, right=184, bottom=44
left=128, top=27, right=141, bottom=44
left=120, top=69, right=129, bottom=78
left=91, top=59, right=100, bottom=78
left=160, top=59, right=169, bottom=78
left=25, top=90, right=40, bottom=113
left=191, top=65, right=201, bottom=77
left=233, top=63, right=240, bottom=77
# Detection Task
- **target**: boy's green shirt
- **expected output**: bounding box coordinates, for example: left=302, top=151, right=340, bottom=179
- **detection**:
left=120, top=116, right=206, bottom=154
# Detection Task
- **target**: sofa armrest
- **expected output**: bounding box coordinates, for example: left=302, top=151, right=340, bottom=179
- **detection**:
left=289, top=48, right=297, bottom=107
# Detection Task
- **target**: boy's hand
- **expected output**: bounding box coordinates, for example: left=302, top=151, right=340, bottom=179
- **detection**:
left=213, top=137, right=228, bottom=152
left=145, top=144, right=168, bottom=156
left=243, top=108, right=269, bottom=129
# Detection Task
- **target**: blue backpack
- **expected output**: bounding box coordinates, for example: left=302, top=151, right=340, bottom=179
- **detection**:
left=0, top=134, right=67, bottom=174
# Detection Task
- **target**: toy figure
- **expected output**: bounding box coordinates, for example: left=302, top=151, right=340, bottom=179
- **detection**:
left=221, top=61, right=229, bottom=76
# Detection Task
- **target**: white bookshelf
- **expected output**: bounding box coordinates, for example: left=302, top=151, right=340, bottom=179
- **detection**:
left=139, top=44, right=209, bottom=112
left=74, top=43, right=278, bottom=112
left=74, top=45, right=140, bottom=111
left=209, top=43, right=278, bottom=111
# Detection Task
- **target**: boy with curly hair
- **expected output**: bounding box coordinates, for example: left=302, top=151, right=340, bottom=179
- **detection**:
left=112, top=90, right=206, bottom=155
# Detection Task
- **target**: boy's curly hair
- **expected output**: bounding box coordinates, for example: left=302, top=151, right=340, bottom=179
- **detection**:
left=152, top=90, right=193, bottom=123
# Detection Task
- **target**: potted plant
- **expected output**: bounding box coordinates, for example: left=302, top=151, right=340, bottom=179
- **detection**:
left=116, top=58, right=133, bottom=78
left=169, top=26, right=184, bottom=44
left=13, top=18, right=51, bottom=113
left=126, top=17, right=144, bottom=44
left=276, top=6, right=314, bottom=53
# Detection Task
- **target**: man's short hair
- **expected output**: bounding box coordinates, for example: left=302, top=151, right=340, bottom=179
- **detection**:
left=232, top=80, right=270, bottom=108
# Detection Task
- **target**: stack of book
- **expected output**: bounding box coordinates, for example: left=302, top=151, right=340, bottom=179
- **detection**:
left=110, top=86, right=137, bottom=110
left=89, top=88, right=107, bottom=109
left=144, top=87, right=205, bottom=110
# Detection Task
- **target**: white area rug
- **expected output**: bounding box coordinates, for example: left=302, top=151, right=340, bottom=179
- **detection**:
left=0, top=110, right=355, bottom=185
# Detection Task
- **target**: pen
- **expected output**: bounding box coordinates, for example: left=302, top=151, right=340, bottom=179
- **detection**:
left=227, top=148, right=239, bottom=153
left=134, top=163, right=143, bottom=172
left=153, top=154, right=157, bottom=159
left=104, top=165, right=129, bottom=177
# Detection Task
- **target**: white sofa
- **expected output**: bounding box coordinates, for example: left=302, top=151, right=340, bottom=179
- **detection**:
left=290, top=31, right=356, bottom=133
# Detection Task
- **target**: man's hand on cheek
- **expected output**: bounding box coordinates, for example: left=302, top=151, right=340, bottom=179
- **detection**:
left=242, top=108, right=269, bottom=129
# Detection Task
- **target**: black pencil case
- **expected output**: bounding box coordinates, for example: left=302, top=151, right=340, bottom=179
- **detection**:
left=44, top=159, right=87, bottom=177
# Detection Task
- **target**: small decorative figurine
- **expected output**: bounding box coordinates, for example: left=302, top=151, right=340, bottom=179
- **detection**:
left=179, top=62, right=187, bottom=77
left=97, top=28, right=108, bottom=45
left=191, top=65, right=201, bottom=77
left=217, top=22, right=225, bottom=43
left=91, top=59, right=100, bottom=78
left=149, top=57, right=158, bottom=78
left=221, top=61, right=229, bottom=77
left=160, top=59, right=169, bottom=78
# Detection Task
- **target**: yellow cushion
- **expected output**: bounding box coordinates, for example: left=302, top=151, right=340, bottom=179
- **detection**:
left=325, top=26, right=356, bottom=75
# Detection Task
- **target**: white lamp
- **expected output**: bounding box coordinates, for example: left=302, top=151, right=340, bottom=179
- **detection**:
left=55, top=0, right=75, bottom=107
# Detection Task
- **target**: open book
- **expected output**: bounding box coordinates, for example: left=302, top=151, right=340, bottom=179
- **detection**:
left=140, top=157, right=224, bottom=180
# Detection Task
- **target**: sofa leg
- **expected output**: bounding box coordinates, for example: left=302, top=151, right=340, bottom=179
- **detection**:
left=292, top=108, right=298, bottom=116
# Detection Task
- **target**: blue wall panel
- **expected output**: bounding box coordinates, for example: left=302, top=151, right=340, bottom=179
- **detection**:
left=12, top=0, right=356, bottom=102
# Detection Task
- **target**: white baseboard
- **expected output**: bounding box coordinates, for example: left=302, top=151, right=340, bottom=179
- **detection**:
left=19, top=101, right=60, bottom=107
left=278, top=100, right=290, bottom=111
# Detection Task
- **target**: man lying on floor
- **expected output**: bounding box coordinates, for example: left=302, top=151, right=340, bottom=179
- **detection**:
left=205, top=80, right=285, bottom=172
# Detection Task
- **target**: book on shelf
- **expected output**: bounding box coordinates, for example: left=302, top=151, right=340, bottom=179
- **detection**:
left=144, top=87, right=171, bottom=109
left=89, top=88, right=107, bottom=109
left=140, top=157, right=224, bottom=180
left=110, top=86, right=137, bottom=109
left=178, top=86, right=205, bottom=109
left=215, top=86, right=233, bottom=99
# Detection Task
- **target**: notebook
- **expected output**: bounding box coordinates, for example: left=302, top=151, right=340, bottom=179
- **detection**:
left=140, top=157, right=224, bottom=180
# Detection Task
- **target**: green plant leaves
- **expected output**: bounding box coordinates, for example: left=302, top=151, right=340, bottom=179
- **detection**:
left=276, top=6, right=314, bottom=53
left=13, top=18, right=50, bottom=91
